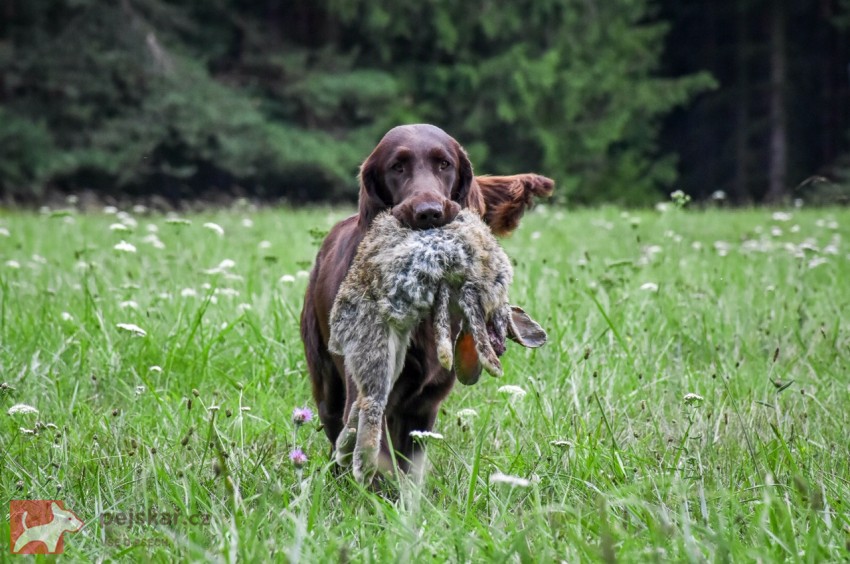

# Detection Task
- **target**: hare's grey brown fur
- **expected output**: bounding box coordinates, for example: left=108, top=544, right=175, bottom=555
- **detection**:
left=329, top=210, right=536, bottom=483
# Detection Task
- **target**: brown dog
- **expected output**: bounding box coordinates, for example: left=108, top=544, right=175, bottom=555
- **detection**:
left=300, top=124, right=553, bottom=473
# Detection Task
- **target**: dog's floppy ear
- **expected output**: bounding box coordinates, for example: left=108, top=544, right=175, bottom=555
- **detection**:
left=358, top=149, right=393, bottom=228
left=507, top=306, right=547, bottom=348
left=451, top=140, right=484, bottom=214
left=453, top=331, right=483, bottom=385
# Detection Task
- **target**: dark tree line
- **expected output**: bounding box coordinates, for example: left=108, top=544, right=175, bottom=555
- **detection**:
left=0, top=0, right=848, bottom=205
left=660, top=0, right=850, bottom=204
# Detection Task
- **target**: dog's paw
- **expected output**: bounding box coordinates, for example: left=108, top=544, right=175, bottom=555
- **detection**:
left=334, top=426, right=357, bottom=467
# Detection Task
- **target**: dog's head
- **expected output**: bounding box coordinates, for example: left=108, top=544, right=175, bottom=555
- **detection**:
left=358, top=124, right=483, bottom=230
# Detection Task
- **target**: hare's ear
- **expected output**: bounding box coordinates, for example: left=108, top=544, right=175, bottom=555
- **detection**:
left=507, top=306, right=547, bottom=348
left=453, top=331, right=482, bottom=385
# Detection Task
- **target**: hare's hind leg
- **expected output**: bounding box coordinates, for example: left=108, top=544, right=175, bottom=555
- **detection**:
left=334, top=403, right=360, bottom=467
left=351, top=326, right=408, bottom=484
left=459, top=285, right=503, bottom=377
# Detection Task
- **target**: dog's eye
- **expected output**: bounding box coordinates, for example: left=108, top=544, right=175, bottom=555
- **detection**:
left=439, top=160, right=450, bottom=170
left=391, top=163, right=404, bottom=173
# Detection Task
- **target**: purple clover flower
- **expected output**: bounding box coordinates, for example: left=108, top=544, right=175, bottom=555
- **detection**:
left=292, top=406, right=313, bottom=426
left=289, top=448, right=308, bottom=469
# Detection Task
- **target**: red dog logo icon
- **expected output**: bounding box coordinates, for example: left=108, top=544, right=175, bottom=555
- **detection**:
left=9, top=500, right=84, bottom=554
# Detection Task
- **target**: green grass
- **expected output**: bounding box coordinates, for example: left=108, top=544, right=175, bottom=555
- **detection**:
left=1, top=204, right=849, bottom=561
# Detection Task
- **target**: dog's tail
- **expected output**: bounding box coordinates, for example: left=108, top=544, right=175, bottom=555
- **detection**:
left=475, top=174, right=554, bottom=236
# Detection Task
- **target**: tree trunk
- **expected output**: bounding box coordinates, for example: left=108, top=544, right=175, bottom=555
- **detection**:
left=766, top=0, right=788, bottom=203
left=734, top=2, right=751, bottom=203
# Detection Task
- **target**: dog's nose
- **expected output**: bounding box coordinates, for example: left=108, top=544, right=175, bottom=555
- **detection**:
left=413, top=201, right=446, bottom=228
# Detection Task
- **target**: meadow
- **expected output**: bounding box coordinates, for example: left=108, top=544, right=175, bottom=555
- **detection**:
left=1, top=203, right=848, bottom=562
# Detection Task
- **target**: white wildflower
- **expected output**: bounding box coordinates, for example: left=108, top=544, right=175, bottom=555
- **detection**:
left=103, top=205, right=118, bottom=214
left=655, top=202, right=671, bottom=213
left=7, top=404, right=39, bottom=416
left=165, top=217, right=191, bottom=226
left=146, top=223, right=159, bottom=233
left=807, top=257, right=828, bottom=270
left=713, top=241, right=731, bottom=256
left=640, top=282, right=659, bottom=292
left=489, top=472, right=530, bottom=488
left=135, top=385, right=146, bottom=395
left=114, top=240, right=137, bottom=253
left=409, top=430, right=444, bottom=440
left=710, top=190, right=727, bottom=201
left=241, top=218, right=254, bottom=228
left=258, top=240, right=272, bottom=250
left=6, top=260, right=21, bottom=269
left=132, top=204, right=147, bottom=214
left=142, top=234, right=165, bottom=249
left=205, top=259, right=236, bottom=274
left=116, top=323, right=146, bottom=337
left=203, top=222, right=225, bottom=236
left=531, top=231, right=542, bottom=240
left=180, top=288, right=197, bottom=298
left=60, top=312, right=73, bottom=322
left=770, top=227, right=783, bottom=237
left=550, top=440, right=573, bottom=448
left=237, top=303, right=252, bottom=313
left=119, top=300, right=139, bottom=310
left=240, top=406, right=252, bottom=412
left=684, top=393, right=704, bottom=406
left=116, top=212, right=137, bottom=228
left=214, top=287, right=240, bottom=297
left=772, top=212, right=792, bottom=222
left=498, top=385, right=527, bottom=399
left=279, top=274, right=296, bottom=284
left=691, top=241, right=703, bottom=251
left=149, top=365, right=162, bottom=373
left=296, top=270, right=310, bottom=278
left=0, top=227, right=10, bottom=237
